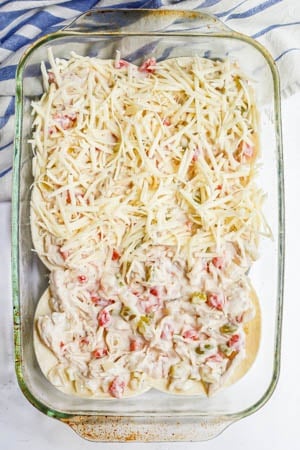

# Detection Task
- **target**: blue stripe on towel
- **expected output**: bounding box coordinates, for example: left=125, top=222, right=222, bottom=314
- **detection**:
left=275, top=47, right=300, bottom=62
left=59, top=0, right=99, bottom=12
left=0, top=166, right=12, bottom=178
left=108, top=0, right=162, bottom=8
left=0, top=10, right=28, bottom=31
left=226, top=0, right=283, bottom=21
left=4, top=98, right=15, bottom=117
left=1, top=34, right=32, bottom=51
left=28, top=10, right=71, bottom=30
left=0, top=65, right=17, bottom=81
left=0, top=142, right=13, bottom=153
left=0, top=10, right=36, bottom=43
left=215, top=1, right=248, bottom=18
left=252, top=21, right=300, bottom=39
left=0, top=115, right=11, bottom=128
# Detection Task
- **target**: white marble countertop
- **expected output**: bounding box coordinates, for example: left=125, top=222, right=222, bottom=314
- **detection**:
left=1, top=92, right=299, bottom=450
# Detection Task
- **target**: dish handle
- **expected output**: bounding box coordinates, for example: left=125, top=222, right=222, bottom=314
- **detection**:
left=61, top=415, right=233, bottom=442
left=62, top=8, right=232, bottom=34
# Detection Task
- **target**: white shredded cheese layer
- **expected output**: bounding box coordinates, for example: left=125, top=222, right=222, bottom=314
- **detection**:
left=31, top=50, right=269, bottom=399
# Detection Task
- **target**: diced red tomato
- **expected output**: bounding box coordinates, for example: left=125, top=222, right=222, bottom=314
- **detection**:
left=92, top=348, right=108, bottom=359
left=139, top=57, right=156, bottom=73
left=163, top=118, right=171, bottom=126
left=129, top=338, right=144, bottom=351
left=160, top=323, right=174, bottom=340
left=53, top=112, right=76, bottom=130
left=48, top=126, right=57, bottom=135
left=227, top=334, right=240, bottom=348
left=115, top=59, right=129, bottom=69
left=91, top=294, right=101, bottom=304
left=207, top=292, right=225, bottom=311
left=192, top=147, right=201, bottom=162
left=59, top=248, right=69, bottom=260
left=149, top=287, right=158, bottom=296
left=48, top=71, right=56, bottom=84
left=76, top=192, right=84, bottom=200
left=98, top=298, right=114, bottom=306
left=182, top=329, right=199, bottom=341
left=216, top=184, right=222, bottom=190
left=145, top=300, right=160, bottom=314
left=78, top=275, right=87, bottom=283
left=212, top=256, right=224, bottom=270
left=129, top=339, right=138, bottom=351
left=242, top=141, right=254, bottom=158
left=206, top=352, right=224, bottom=363
left=97, top=309, right=111, bottom=327
left=66, top=190, right=71, bottom=204
left=108, top=377, right=125, bottom=398
left=112, top=249, right=120, bottom=261
left=199, top=332, right=210, bottom=340
left=91, top=295, right=115, bottom=308
left=235, top=313, right=244, bottom=323
left=185, top=220, right=193, bottom=231
left=144, top=289, right=161, bottom=313
left=59, top=341, right=65, bottom=348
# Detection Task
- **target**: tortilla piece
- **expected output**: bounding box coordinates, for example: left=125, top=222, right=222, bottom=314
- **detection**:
left=34, top=286, right=261, bottom=399
left=151, top=286, right=261, bottom=397
left=150, top=377, right=207, bottom=397
left=33, top=288, right=152, bottom=399
left=222, top=287, right=261, bottom=386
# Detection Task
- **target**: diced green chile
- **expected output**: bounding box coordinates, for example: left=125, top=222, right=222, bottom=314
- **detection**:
left=120, top=305, right=136, bottom=321
left=219, top=323, right=238, bottom=334
left=191, top=292, right=207, bottom=304
left=137, top=315, right=152, bottom=335
left=219, top=344, right=234, bottom=357
left=195, top=343, right=213, bottom=355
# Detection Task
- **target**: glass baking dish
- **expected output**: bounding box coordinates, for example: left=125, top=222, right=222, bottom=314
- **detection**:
left=11, top=9, right=284, bottom=442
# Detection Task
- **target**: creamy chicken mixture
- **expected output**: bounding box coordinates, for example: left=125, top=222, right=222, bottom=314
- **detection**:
left=32, top=50, right=269, bottom=398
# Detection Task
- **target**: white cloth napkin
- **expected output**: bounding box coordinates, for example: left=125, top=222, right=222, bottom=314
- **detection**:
left=0, top=0, right=299, bottom=200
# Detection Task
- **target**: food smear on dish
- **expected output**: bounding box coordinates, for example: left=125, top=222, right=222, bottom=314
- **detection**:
left=31, top=49, right=270, bottom=398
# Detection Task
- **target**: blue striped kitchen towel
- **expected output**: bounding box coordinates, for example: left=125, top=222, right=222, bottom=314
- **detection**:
left=0, top=0, right=300, bottom=200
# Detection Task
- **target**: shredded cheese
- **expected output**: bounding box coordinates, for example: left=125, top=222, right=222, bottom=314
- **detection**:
left=31, top=50, right=270, bottom=398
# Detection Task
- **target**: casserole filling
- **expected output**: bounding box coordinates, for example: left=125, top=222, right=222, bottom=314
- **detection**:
left=31, top=51, right=269, bottom=398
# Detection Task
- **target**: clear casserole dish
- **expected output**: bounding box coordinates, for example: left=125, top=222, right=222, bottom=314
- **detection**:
left=12, top=9, right=284, bottom=442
